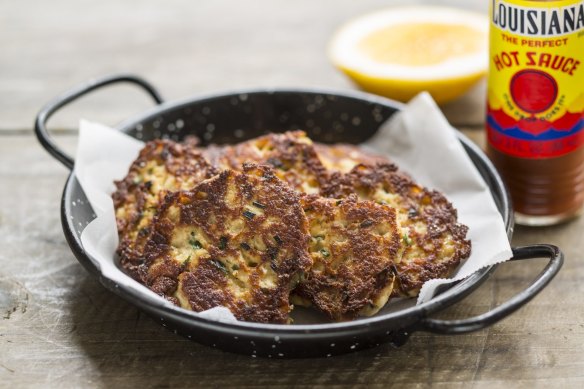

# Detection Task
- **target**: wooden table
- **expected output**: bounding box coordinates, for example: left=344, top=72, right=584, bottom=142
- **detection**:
left=1, top=1, right=582, bottom=387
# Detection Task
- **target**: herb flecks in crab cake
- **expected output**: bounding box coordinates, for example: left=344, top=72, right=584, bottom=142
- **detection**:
left=113, top=140, right=218, bottom=278
left=138, top=164, right=312, bottom=324
left=293, top=194, right=402, bottom=321
left=112, top=131, right=471, bottom=324
left=322, top=163, right=471, bottom=297
left=202, top=131, right=329, bottom=194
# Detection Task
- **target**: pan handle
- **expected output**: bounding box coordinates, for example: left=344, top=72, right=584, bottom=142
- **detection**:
left=418, top=244, right=563, bottom=334
left=35, top=74, right=164, bottom=170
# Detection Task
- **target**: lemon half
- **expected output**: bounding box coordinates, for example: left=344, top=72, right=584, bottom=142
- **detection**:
left=329, top=7, right=489, bottom=104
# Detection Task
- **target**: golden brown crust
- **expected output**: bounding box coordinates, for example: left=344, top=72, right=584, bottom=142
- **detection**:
left=112, top=140, right=218, bottom=278
left=294, top=194, right=401, bottom=321
left=314, top=143, right=391, bottom=173
left=113, top=131, right=471, bottom=324
left=201, top=131, right=329, bottom=194
left=137, top=164, right=312, bottom=324
left=321, top=163, right=471, bottom=297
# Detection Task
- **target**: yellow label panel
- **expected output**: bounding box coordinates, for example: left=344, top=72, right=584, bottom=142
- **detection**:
left=487, top=0, right=584, bottom=158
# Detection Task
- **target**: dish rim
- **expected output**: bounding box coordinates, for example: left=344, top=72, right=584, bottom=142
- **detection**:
left=59, top=87, right=513, bottom=335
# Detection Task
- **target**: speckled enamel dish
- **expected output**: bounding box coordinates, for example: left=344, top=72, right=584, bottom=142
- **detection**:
left=35, top=74, right=563, bottom=358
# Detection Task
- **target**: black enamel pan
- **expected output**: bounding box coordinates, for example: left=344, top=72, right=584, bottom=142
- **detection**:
left=35, top=74, right=563, bottom=358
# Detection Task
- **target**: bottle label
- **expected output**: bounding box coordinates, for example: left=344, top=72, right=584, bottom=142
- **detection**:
left=487, top=0, right=584, bottom=158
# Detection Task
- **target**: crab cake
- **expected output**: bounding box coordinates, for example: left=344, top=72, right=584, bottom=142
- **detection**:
left=314, top=143, right=391, bottom=173
left=202, top=131, right=328, bottom=194
left=113, top=140, right=218, bottom=277
left=137, top=164, right=312, bottom=324
left=293, top=194, right=401, bottom=321
left=322, top=163, right=471, bottom=297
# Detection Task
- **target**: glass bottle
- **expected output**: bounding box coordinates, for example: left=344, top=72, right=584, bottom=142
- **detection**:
left=486, top=0, right=584, bottom=225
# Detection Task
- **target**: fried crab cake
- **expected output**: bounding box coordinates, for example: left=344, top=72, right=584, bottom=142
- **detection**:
left=113, top=139, right=218, bottom=277
left=293, top=194, right=401, bottom=321
left=201, top=131, right=328, bottom=194
left=322, top=163, right=471, bottom=297
left=314, top=143, right=391, bottom=173
left=137, top=164, right=312, bottom=324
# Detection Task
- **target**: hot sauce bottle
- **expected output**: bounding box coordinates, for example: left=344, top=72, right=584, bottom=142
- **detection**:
left=486, top=0, right=584, bottom=226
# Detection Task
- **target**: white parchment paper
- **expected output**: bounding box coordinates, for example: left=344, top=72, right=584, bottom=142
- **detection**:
left=75, top=92, right=512, bottom=323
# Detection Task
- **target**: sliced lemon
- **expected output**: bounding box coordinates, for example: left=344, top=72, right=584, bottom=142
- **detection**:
left=329, top=6, right=488, bottom=104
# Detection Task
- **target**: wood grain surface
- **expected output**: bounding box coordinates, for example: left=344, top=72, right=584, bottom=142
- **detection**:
left=1, top=0, right=487, bottom=132
left=1, top=1, right=583, bottom=388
